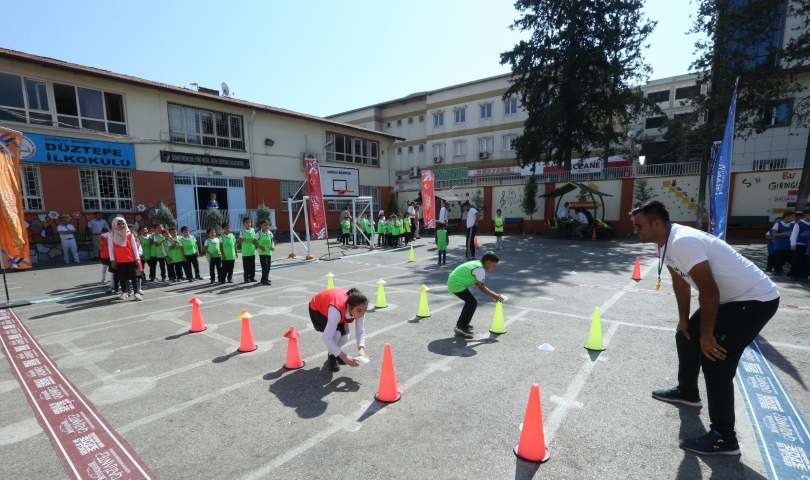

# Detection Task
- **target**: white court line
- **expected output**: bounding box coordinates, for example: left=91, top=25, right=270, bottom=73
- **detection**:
left=238, top=309, right=532, bottom=480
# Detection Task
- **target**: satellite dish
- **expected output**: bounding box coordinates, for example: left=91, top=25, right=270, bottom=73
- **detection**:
left=221, top=82, right=230, bottom=97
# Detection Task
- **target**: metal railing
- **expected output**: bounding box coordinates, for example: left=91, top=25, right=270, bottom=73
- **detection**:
left=634, top=161, right=702, bottom=177
left=173, top=209, right=276, bottom=234
left=731, top=153, right=805, bottom=173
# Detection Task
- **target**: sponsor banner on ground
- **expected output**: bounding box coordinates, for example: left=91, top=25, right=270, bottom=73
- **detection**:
left=0, top=308, right=155, bottom=479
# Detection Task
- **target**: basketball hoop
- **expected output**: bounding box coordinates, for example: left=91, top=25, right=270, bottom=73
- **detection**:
left=337, top=189, right=355, bottom=197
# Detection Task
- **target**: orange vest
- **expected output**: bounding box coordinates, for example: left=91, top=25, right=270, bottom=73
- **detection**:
left=309, top=288, right=354, bottom=324
left=99, top=233, right=110, bottom=259
left=112, top=232, right=137, bottom=263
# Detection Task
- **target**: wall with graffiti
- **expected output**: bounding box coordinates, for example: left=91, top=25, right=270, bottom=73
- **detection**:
left=731, top=169, right=802, bottom=220
left=26, top=201, right=176, bottom=263
left=554, top=180, right=623, bottom=220
left=491, top=186, right=543, bottom=220
left=638, top=175, right=705, bottom=222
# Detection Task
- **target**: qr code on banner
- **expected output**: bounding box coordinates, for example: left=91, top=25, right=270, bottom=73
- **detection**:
left=73, top=433, right=104, bottom=456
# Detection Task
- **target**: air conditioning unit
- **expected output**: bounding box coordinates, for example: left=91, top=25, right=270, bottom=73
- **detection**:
left=433, top=156, right=443, bottom=164
left=478, top=152, right=490, bottom=159
left=409, top=166, right=420, bottom=179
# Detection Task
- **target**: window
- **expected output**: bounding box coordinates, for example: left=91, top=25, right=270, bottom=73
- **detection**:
left=503, top=134, right=518, bottom=151
left=397, top=119, right=402, bottom=126
left=418, top=114, right=424, bottom=122
left=433, top=112, right=444, bottom=127
left=726, top=0, right=784, bottom=69
left=408, top=117, right=413, bottom=124
left=408, top=146, right=413, bottom=153
left=78, top=168, right=133, bottom=211
left=397, top=147, right=402, bottom=154
left=480, top=103, right=492, bottom=119
left=386, top=121, right=391, bottom=128
left=360, top=186, right=380, bottom=212
left=168, top=103, right=244, bottom=150
left=645, top=116, right=667, bottom=129
left=419, top=144, right=424, bottom=152
left=453, top=140, right=467, bottom=156
left=504, top=98, right=518, bottom=115
left=675, top=85, right=700, bottom=100
left=454, top=108, right=466, bottom=124
left=280, top=179, right=305, bottom=211
left=478, top=137, right=493, bottom=154
left=762, top=100, right=792, bottom=127
left=325, top=132, right=379, bottom=166
left=20, top=164, right=44, bottom=211
left=432, top=143, right=445, bottom=159
left=647, top=90, right=670, bottom=103
left=0, top=73, right=127, bottom=133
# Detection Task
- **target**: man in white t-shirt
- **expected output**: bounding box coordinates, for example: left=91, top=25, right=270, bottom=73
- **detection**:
left=86, top=212, right=109, bottom=260
left=556, top=201, right=570, bottom=220
left=631, top=201, right=779, bottom=456
left=463, top=201, right=479, bottom=259
left=57, top=215, right=81, bottom=264
left=439, top=201, right=449, bottom=225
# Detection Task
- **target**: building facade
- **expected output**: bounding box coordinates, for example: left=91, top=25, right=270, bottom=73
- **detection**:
left=0, top=48, right=400, bottom=262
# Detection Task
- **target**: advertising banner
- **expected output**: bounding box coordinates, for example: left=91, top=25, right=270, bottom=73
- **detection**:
left=0, top=128, right=32, bottom=269
left=304, top=159, right=328, bottom=239
left=21, top=132, right=135, bottom=170
left=421, top=170, right=435, bottom=229
left=710, top=78, right=738, bottom=240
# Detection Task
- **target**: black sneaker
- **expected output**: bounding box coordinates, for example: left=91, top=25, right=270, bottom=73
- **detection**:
left=680, top=430, right=740, bottom=455
left=328, top=354, right=340, bottom=372
left=652, top=387, right=702, bottom=408
left=195, top=276, right=203, bottom=280
left=336, top=356, right=346, bottom=365
left=454, top=327, right=474, bottom=339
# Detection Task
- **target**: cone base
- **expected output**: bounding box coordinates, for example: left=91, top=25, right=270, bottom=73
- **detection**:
left=416, top=314, right=431, bottom=318
left=189, top=326, right=207, bottom=333
left=375, top=305, right=388, bottom=309
left=584, top=345, right=606, bottom=352
left=513, top=445, right=550, bottom=464
left=490, top=329, right=506, bottom=334
left=284, top=360, right=306, bottom=370
left=375, top=391, right=401, bottom=403
left=287, top=253, right=297, bottom=259
left=238, top=345, right=258, bottom=353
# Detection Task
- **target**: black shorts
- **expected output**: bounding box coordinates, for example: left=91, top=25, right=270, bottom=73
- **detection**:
left=495, top=232, right=503, bottom=238
left=113, top=261, right=138, bottom=280
left=308, top=306, right=349, bottom=336
left=101, top=258, right=110, bottom=266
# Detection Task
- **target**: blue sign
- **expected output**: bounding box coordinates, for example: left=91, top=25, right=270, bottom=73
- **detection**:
left=20, top=132, right=135, bottom=170
left=737, top=340, right=810, bottom=478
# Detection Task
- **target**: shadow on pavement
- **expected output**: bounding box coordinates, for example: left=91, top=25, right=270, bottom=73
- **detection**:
left=427, top=335, right=497, bottom=357
left=265, top=362, right=361, bottom=419
left=758, top=336, right=807, bottom=391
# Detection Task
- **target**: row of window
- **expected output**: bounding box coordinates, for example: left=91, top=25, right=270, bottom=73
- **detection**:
left=325, top=133, right=380, bottom=166
left=386, top=99, right=519, bottom=129
left=396, top=134, right=519, bottom=157
left=279, top=180, right=380, bottom=212
left=20, top=165, right=133, bottom=212
left=168, top=103, right=244, bottom=150
left=643, top=99, right=792, bottom=130
left=646, top=85, right=700, bottom=104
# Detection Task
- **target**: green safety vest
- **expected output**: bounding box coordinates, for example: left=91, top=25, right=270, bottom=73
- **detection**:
left=205, top=238, right=221, bottom=258
left=494, top=216, right=504, bottom=233
left=151, top=236, right=166, bottom=258
left=221, top=233, right=237, bottom=260
left=179, top=236, right=198, bottom=255
left=447, top=260, right=484, bottom=293
left=377, top=219, right=386, bottom=234
left=166, top=238, right=184, bottom=263
left=359, top=218, right=368, bottom=232
left=436, top=230, right=448, bottom=250
left=138, top=235, right=152, bottom=260
left=365, top=219, right=373, bottom=234
left=403, top=218, right=411, bottom=233
left=241, top=228, right=256, bottom=256
left=341, top=220, right=350, bottom=234
left=256, top=230, right=274, bottom=256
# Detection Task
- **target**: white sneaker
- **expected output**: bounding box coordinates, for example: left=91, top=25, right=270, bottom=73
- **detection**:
left=118, top=292, right=126, bottom=299
left=134, top=293, right=143, bottom=301
left=137, top=291, right=145, bottom=296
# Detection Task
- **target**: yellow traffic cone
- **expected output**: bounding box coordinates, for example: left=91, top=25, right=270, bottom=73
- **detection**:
left=489, top=301, right=506, bottom=334
left=417, top=285, right=431, bottom=318
left=409, top=246, right=416, bottom=262
left=326, top=272, right=335, bottom=289
left=584, top=307, right=606, bottom=351
left=375, top=279, right=388, bottom=309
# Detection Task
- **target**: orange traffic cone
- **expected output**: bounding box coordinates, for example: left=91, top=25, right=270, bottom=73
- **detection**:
left=514, top=383, right=550, bottom=463
left=631, top=257, right=642, bottom=281
left=188, top=296, right=206, bottom=333
left=474, top=237, right=479, bottom=249
left=375, top=343, right=401, bottom=403
left=237, top=310, right=257, bottom=352
left=591, top=228, right=597, bottom=241
left=283, top=326, right=305, bottom=369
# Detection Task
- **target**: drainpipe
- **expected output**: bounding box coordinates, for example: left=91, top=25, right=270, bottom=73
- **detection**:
left=247, top=108, right=256, bottom=210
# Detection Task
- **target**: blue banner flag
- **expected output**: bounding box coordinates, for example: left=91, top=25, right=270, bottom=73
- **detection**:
left=710, top=79, right=739, bottom=240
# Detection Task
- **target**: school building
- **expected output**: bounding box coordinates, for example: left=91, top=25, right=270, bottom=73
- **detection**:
left=0, top=48, right=401, bottom=263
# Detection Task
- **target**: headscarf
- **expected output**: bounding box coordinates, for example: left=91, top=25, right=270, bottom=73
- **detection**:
left=110, top=216, right=129, bottom=247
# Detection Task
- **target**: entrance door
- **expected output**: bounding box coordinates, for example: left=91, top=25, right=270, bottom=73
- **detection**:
left=174, top=180, right=197, bottom=232
left=197, top=187, right=228, bottom=211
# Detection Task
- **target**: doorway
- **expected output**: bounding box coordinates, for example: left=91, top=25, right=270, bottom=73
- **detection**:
left=197, top=187, right=228, bottom=210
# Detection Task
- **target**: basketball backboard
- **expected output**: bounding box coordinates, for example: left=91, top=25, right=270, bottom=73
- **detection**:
left=321, top=165, right=360, bottom=197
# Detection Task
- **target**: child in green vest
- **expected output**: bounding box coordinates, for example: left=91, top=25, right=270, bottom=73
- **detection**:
left=204, top=228, right=222, bottom=284
left=138, top=226, right=152, bottom=283
left=446, top=251, right=504, bottom=338
left=149, top=224, right=167, bottom=282
left=179, top=226, right=202, bottom=281
left=376, top=212, right=386, bottom=247
left=239, top=217, right=257, bottom=283
left=253, top=219, right=274, bottom=285
left=494, top=209, right=505, bottom=250
left=166, top=227, right=186, bottom=282
left=220, top=222, right=238, bottom=284
left=389, top=214, right=399, bottom=247
left=435, top=221, right=449, bottom=265
left=358, top=214, right=369, bottom=246
left=341, top=217, right=351, bottom=246
left=363, top=212, right=374, bottom=246
left=402, top=213, right=411, bottom=246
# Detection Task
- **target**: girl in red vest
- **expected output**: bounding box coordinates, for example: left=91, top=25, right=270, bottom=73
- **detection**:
left=108, top=216, right=143, bottom=301
left=99, top=227, right=110, bottom=285
left=308, top=287, right=370, bottom=372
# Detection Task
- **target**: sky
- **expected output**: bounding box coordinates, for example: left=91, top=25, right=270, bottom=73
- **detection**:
left=1, top=0, right=704, bottom=118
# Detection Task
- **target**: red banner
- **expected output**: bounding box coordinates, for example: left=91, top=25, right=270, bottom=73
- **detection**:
left=304, top=159, right=328, bottom=239
left=0, top=308, right=155, bottom=479
left=421, top=170, right=435, bottom=229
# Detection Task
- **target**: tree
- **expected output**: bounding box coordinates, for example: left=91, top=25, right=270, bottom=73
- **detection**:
left=387, top=191, right=399, bottom=216
left=256, top=202, right=273, bottom=227
left=500, top=0, right=656, bottom=171
left=673, top=0, right=810, bottom=224
left=155, top=201, right=176, bottom=229
left=204, top=208, right=223, bottom=235
left=521, top=174, right=540, bottom=233
left=632, top=179, right=658, bottom=208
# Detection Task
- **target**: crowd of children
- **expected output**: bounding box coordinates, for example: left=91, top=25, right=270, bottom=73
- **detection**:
left=766, top=208, right=810, bottom=282
left=98, top=217, right=276, bottom=299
